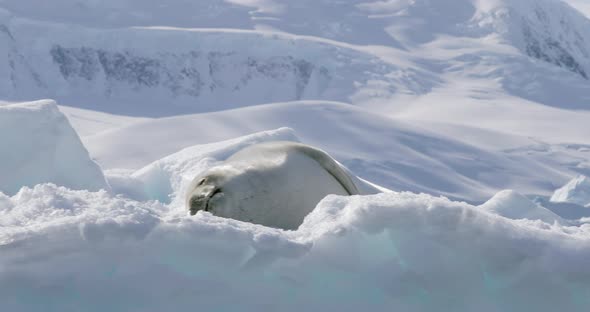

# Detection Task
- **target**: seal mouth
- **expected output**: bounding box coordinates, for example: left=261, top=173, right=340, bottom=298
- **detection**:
left=189, top=188, right=222, bottom=215
left=204, top=188, right=222, bottom=212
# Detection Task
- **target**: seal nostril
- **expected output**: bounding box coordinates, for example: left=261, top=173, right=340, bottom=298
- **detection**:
left=210, top=188, right=222, bottom=197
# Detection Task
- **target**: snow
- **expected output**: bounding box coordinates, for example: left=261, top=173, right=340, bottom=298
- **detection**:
left=2, top=131, right=590, bottom=311
left=0, top=100, right=108, bottom=195
left=57, top=105, right=151, bottom=136
left=84, top=101, right=576, bottom=203
left=128, top=127, right=303, bottom=205
left=565, top=0, right=590, bottom=18
left=479, top=189, right=564, bottom=223
left=1, top=11, right=422, bottom=117
left=551, top=175, right=590, bottom=207
left=110, top=127, right=381, bottom=206
left=2, top=0, right=590, bottom=310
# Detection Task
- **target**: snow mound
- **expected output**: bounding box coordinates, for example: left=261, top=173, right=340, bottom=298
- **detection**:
left=479, top=189, right=564, bottom=223
left=0, top=100, right=108, bottom=195
left=0, top=183, right=163, bottom=245
left=551, top=175, right=590, bottom=207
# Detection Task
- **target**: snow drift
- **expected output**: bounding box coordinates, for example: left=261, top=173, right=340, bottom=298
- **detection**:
left=1, top=129, right=589, bottom=311
left=479, top=189, right=564, bottom=223
left=0, top=100, right=108, bottom=195
left=85, top=101, right=573, bottom=203
left=551, top=175, right=590, bottom=207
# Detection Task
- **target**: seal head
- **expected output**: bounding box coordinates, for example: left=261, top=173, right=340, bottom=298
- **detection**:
left=186, top=170, right=229, bottom=216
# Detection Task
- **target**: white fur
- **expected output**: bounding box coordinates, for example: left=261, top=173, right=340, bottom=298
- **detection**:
left=186, top=141, right=359, bottom=229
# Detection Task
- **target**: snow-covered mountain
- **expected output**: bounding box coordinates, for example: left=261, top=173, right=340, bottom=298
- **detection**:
left=0, top=9, right=421, bottom=116
left=470, top=0, right=590, bottom=80
left=2, top=0, right=590, bottom=116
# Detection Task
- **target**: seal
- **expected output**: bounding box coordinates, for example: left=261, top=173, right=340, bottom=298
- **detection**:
left=185, top=141, right=360, bottom=229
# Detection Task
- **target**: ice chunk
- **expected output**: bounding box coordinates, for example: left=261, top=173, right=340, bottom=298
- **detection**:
left=0, top=100, right=108, bottom=195
left=551, top=175, right=590, bottom=207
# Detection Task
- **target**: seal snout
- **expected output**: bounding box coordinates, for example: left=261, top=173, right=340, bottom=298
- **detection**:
left=188, top=187, right=222, bottom=215
left=189, top=194, right=209, bottom=215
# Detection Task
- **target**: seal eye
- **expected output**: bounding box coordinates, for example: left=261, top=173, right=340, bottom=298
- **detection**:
left=197, top=178, right=206, bottom=186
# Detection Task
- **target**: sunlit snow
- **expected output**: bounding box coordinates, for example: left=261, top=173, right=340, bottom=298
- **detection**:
left=1, top=0, right=590, bottom=311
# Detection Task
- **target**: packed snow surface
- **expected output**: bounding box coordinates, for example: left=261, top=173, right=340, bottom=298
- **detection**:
left=1, top=129, right=590, bottom=312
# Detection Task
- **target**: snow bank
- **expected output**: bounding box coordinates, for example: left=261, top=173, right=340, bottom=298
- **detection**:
left=0, top=183, right=163, bottom=245
left=551, top=175, right=590, bottom=207
left=1, top=189, right=589, bottom=311
left=1, top=130, right=589, bottom=311
left=479, top=190, right=564, bottom=223
left=0, top=100, right=108, bottom=195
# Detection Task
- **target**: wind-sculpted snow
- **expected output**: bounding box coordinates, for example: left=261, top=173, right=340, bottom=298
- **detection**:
left=551, top=175, right=590, bottom=207
left=85, top=101, right=575, bottom=203
left=479, top=190, right=564, bottom=224
left=0, top=100, right=108, bottom=195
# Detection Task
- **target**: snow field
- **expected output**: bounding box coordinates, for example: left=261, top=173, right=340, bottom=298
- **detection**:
left=1, top=104, right=589, bottom=311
